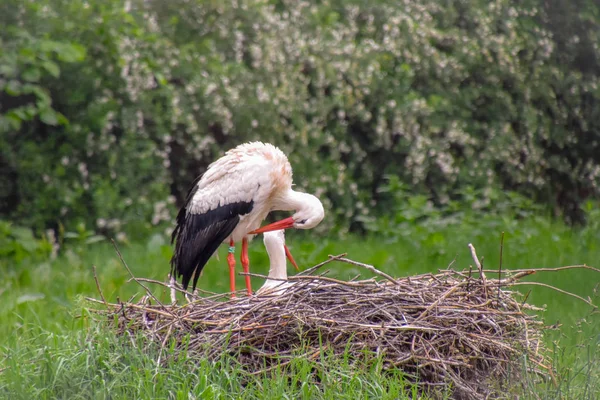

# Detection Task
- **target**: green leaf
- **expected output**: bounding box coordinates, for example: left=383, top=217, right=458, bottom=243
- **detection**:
left=56, top=43, right=86, bottom=63
left=4, top=113, right=23, bottom=130
left=7, top=108, right=27, bottom=120
left=39, top=39, right=59, bottom=53
left=22, top=67, right=41, bottom=82
left=11, top=226, right=35, bottom=241
left=41, top=60, right=60, bottom=78
left=18, top=47, right=36, bottom=61
left=0, top=63, right=16, bottom=77
left=39, top=109, right=58, bottom=126
left=4, top=80, right=21, bottom=96
left=155, top=72, right=167, bottom=86
left=30, top=85, right=52, bottom=106
left=56, top=112, right=69, bottom=126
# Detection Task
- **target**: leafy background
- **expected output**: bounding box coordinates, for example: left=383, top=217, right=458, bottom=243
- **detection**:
left=1, top=0, right=599, bottom=248
left=1, top=2, right=600, bottom=397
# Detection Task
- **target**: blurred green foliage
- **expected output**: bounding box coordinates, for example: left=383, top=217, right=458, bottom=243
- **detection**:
left=0, top=220, right=53, bottom=263
left=1, top=0, right=599, bottom=239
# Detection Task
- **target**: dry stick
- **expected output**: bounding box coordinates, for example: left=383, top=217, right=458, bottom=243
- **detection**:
left=92, top=265, right=108, bottom=307
left=111, top=239, right=170, bottom=312
left=482, top=264, right=600, bottom=274
left=131, top=277, right=218, bottom=296
left=468, top=243, right=486, bottom=280
left=117, top=302, right=224, bottom=325
left=141, top=295, right=152, bottom=329
left=335, top=257, right=399, bottom=285
left=466, top=264, right=473, bottom=292
left=85, top=296, right=110, bottom=306
left=288, top=275, right=367, bottom=287
left=520, top=289, right=533, bottom=307
left=300, top=253, right=347, bottom=276
left=468, top=243, right=487, bottom=301
left=495, top=270, right=536, bottom=285
left=414, top=283, right=465, bottom=322
left=498, top=232, right=504, bottom=301
left=511, top=282, right=597, bottom=308
left=307, top=316, right=440, bottom=332
left=239, top=271, right=272, bottom=280
left=446, top=255, right=458, bottom=270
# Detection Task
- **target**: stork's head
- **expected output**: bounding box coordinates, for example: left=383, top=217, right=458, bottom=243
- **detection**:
left=291, top=193, right=324, bottom=229
left=250, top=192, right=325, bottom=234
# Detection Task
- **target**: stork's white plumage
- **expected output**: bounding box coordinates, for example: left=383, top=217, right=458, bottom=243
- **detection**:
left=256, top=230, right=298, bottom=296
left=171, top=141, right=324, bottom=295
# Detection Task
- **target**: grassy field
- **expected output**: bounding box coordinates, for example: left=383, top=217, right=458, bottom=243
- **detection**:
left=1, top=214, right=599, bottom=399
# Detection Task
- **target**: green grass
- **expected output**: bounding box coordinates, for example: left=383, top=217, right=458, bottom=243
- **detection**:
left=1, top=214, right=599, bottom=399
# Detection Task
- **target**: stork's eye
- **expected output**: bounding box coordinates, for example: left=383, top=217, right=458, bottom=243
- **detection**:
left=298, top=219, right=307, bottom=225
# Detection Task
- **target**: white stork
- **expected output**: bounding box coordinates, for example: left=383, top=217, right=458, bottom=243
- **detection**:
left=256, top=230, right=298, bottom=296
left=170, top=141, right=324, bottom=296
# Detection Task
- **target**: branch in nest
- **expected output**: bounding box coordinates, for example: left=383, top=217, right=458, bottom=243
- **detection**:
left=92, top=265, right=108, bottom=307
left=334, top=257, right=399, bottom=285
left=511, top=282, right=597, bottom=309
left=111, top=239, right=171, bottom=313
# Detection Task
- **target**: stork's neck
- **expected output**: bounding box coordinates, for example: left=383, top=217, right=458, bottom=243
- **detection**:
left=272, top=189, right=310, bottom=211
left=266, top=245, right=287, bottom=280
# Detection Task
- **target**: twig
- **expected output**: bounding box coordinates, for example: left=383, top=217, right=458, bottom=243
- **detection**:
left=468, top=243, right=487, bottom=300
left=468, top=243, right=486, bottom=280
left=335, top=257, right=399, bottom=285
left=300, top=253, right=347, bottom=276
left=521, top=289, right=532, bottom=307
left=496, top=271, right=536, bottom=284
left=288, top=275, right=367, bottom=287
left=498, top=232, right=504, bottom=301
left=130, top=276, right=218, bottom=296
left=141, top=295, right=151, bottom=329
left=92, top=265, right=108, bottom=307
left=414, top=284, right=464, bottom=322
left=239, top=271, right=271, bottom=280
left=445, top=255, right=457, bottom=270
left=511, top=282, right=597, bottom=308
left=307, top=316, right=440, bottom=332
left=111, top=239, right=170, bottom=312
left=482, top=264, right=600, bottom=274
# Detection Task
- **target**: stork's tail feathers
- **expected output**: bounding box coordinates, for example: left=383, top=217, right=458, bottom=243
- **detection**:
left=170, top=200, right=254, bottom=291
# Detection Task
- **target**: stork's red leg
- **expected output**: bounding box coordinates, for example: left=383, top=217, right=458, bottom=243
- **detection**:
left=227, top=239, right=236, bottom=298
left=241, top=237, right=252, bottom=296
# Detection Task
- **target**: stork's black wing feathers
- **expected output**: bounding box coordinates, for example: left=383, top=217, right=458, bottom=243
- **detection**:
left=170, top=199, right=254, bottom=291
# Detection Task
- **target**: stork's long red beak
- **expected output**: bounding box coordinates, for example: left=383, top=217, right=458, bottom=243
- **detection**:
left=284, top=244, right=299, bottom=271
left=249, top=217, right=295, bottom=234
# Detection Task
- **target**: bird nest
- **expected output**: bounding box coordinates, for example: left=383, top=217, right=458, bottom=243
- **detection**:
left=87, top=244, right=598, bottom=400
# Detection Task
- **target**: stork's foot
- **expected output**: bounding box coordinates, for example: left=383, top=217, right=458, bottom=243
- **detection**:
left=184, top=288, right=199, bottom=303
left=169, top=274, right=177, bottom=305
